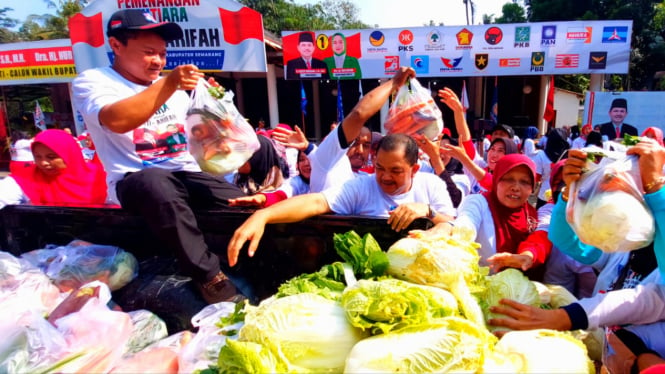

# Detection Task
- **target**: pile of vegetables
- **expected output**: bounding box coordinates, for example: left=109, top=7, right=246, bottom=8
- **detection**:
left=211, top=230, right=595, bottom=373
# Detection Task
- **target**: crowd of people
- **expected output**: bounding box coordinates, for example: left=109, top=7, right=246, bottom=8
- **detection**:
left=1, top=9, right=664, bottom=372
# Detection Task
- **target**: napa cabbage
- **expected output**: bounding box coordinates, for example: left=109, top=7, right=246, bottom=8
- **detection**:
left=483, top=269, right=541, bottom=332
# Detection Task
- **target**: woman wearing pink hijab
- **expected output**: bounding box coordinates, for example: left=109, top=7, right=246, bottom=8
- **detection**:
left=641, top=127, right=664, bottom=146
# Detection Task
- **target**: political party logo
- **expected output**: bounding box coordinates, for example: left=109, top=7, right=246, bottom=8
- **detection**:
left=411, top=55, right=429, bottom=74
left=456, top=28, right=473, bottom=50
left=485, top=27, right=503, bottom=45
left=531, top=51, right=545, bottom=72
left=588, top=51, right=607, bottom=69
left=425, top=29, right=444, bottom=51
left=369, top=30, right=385, bottom=46
left=555, top=54, right=579, bottom=68
left=514, top=26, right=530, bottom=48
left=499, top=58, right=520, bottom=67
left=385, top=56, right=399, bottom=74
left=475, top=53, right=489, bottom=70
left=541, top=25, right=556, bottom=46
left=440, top=56, right=463, bottom=72
left=566, top=27, right=592, bottom=43
left=398, top=29, right=414, bottom=52
left=602, top=26, right=628, bottom=43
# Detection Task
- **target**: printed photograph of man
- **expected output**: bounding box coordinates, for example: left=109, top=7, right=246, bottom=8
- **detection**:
left=598, top=98, right=638, bottom=140
left=285, top=32, right=328, bottom=79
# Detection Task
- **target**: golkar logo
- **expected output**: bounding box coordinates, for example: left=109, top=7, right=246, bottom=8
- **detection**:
left=588, top=51, right=607, bottom=69
left=541, top=25, right=556, bottom=46
left=398, top=30, right=414, bottom=52
left=514, top=26, right=530, bottom=48
left=475, top=54, right=488, bottom=70
left=602, top=26, right=628, bottom=43
left=567, top=27, right=592, bottom=43
left=531, top=51, right=545, bottom=71
left=440, top=56, right=463, bottom=72
left=456, top=28, right=473, bottom=50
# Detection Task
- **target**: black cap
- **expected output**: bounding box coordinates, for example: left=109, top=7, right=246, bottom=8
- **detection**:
left=298, top=32, right=314, bottom=44
left=491, top=123, right=515, bottom=139
left=610, top=98, right=628, bottom=110
left=107, top=9, right=183, bottom=42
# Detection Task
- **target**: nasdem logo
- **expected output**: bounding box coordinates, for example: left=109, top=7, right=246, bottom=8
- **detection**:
left=369, top=31, right=385, bottom=47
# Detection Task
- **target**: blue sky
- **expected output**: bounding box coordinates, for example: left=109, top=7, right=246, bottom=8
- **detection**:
left=6, top=0, right=508, bottom=29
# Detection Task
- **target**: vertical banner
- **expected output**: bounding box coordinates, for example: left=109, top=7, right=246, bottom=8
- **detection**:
left=490, top=76, right=498, bottom=124
left=34, top=101, right=46, bottom=131
left=461, top=80, right=469, bottom=112
left=336, top=80, right=344, bottom=123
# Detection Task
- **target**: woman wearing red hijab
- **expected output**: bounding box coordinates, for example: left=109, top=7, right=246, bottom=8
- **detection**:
left=0, top=129, right=107, bottom=208
left=641, top=127, right=664, bottom=147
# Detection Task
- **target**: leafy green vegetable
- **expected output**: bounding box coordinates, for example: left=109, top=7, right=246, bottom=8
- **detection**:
left=276, top=262, right=348, bottom=301
left=341, top=278, right=459, bottom=335
left=208, top=85, right=226, bottom=99
left=333, top=231, right=389, bottom=279
left=483, top=269, right=541, bottom=332
left=217, top=339, right=284, bottom=374
left=621, top=134, right=641, bottom=146
left=344, top=317, right=496, bottom=373
left=586, top=151, right=605, bottom=162
left=216, top=300, right=247, bottom=328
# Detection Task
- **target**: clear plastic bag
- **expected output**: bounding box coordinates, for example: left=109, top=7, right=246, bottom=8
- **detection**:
left=384, top=78, right=443, bottom=140
left=186, top=79, right=260, bottom=175
left=566, top=153, right=655, bottom=253
left=20, top=240, right=138, bottom=292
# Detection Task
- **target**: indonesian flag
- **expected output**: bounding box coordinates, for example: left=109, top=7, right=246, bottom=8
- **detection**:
left=543, top=76, right=556, bottom=123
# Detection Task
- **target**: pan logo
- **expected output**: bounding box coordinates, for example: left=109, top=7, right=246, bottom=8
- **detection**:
left=411, top=55, right=429, bottom=74
left=541, top=25, right=556, bottom=46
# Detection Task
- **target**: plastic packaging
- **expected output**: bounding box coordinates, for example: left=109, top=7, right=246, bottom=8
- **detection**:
left=384, top=78, right=443, bottom=140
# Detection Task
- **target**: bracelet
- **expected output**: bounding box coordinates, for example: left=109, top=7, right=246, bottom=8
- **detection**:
left=304, top=142, right=315, bottom=155
left=560, top=186, right=569, bottom=202
left=644, top=176, right=665, bottom=194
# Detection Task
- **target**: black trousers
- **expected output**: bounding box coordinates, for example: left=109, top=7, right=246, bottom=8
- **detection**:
left=116, top=168, right=245, bottom=283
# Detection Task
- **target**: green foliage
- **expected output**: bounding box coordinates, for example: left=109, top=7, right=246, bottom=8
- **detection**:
left=495, top=3, right=527, bottom=24
left=16, top=0, right=87, bottom=41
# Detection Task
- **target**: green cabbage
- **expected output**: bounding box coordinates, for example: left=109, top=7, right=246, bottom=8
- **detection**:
left=217, top=339, right=284, bottom=373
left=333, top=230, right=389, bottom=279
left=483, top=269, right=541, bottom=332
left=344, top=316, right=496, bottom=373
left=341, top=278, right=459, bottom=335
left=230, top=293, right=368, bottom=372
left=492, top=329, right=595, bottom=373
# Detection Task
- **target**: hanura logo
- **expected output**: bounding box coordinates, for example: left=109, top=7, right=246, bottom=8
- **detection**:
left=566, top=27, right=592, bottom=43
left=555, top=54, right=579, bottom=68
left=531, top=51, right=545, bottom=71
left=440, top=56, right=463, bottom=72
left=588, top=51, right=607, bottom=69
left=499, top=58, right=520, bottom=67
left=474, top=54, right=488, bottom=70
left=385, top=56, right=399, bottom=73
left=541, top=25, right=556, bottom=46
left=411, top=55, right=429, bottom=74
left=485, top=27, right=503, bottom=45
left=602, top=26, right=628, bottom=43
left=514, top=26, right=530, bottom=47
left=425, top=29, right=444, bottom=51
left=398, top=30, right=414, bottom=52
left=369, top=30, right=385, bottom=47
left=456, top=28, right=473, bottom=49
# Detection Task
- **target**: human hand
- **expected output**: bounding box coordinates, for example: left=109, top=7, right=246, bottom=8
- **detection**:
left=626, top=138, right=665, bottom=192
left=167, top=64, right=204, bottom=91
left=562, top=149, right=588, bottom=188
left=391, top=66, right=416, bottom=92
left=227, top=211, right=268, bottom=267
left=272, top=125, right=309, bottom=151
left=487, top=298, right=572, bottom=337
left=487, top=252, right=534, bottom=273
left=387, top=202, right=427, bottom=232
left=411, top=133, right=439, bottom=159
left=228, top=194, right=267, bottom=208
left=439, top=143, right=467, bottom=161
left=437, top=87, right=464, bottom=112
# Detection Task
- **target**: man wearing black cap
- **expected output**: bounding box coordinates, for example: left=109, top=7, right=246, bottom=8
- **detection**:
left=285, top=31, right=328, bottom=79
left=599, top=98, right=638, bottom=141
left=72, top=9, right=247, bottom=304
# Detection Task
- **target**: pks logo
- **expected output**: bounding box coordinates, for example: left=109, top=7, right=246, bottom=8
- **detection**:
left=531, top=52, right=545, bottom=71
left=369, top=30, right=385, bottom=47
left=602, top=26, right=628, bottom=43
left=456, top=28, right=473, bottom=49
left=411, top=55, right=429, bottom=74
left=514, top=26, right=530, bottom=47
left=475, top=54, right=488, bottom=70
left=398, top=30, right=414, bottom=51
left=541, top=25, right=556, bottom=46
left=385, top=56, right=399, bottom=73
left=485, top=27, right=503, bottom=45
left=588, top=51, right=607, bottom=69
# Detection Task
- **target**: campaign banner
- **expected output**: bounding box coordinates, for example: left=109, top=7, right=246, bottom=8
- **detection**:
left=69, top=0, right=267, bottom=74
left=583, top=91, right=665, bottom=136
left=283, top=20, right=632, bottom=79
left=0, top=39, right=76, bottom=85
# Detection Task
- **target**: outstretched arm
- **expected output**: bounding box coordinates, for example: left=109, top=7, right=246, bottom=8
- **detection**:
left=438, top=87, right=471, bottom=143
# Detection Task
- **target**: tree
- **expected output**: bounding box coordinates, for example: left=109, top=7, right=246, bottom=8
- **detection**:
left=495, top=3, right=527, bottom=24
left=0, top=7, right=20, bottom=42
left=16, top=0, right=87, bottom=41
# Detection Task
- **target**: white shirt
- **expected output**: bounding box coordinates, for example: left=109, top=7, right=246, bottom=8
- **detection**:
left=10, top=139, right=34, bottom=162
left=532, top=151, right=553, bottom=201
left=0, top=176, right=28, bottom=209
left=308, top=126, right=354, bottom=193
left=72, top=67, right=200, bottom=204
left=322, top=173, right=456, bottom=218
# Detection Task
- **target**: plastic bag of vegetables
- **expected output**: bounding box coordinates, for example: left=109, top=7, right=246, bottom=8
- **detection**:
left=384, top=78, right=443, bottom=140
left=186, top=79, right=260, bottom=175
left=566, top=153, right=654, bottom=253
